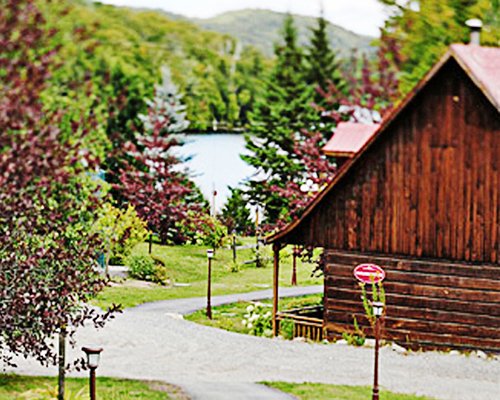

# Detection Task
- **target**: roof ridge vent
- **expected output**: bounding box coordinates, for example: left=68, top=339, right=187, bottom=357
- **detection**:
left=465, top=18, right=482, bottom=45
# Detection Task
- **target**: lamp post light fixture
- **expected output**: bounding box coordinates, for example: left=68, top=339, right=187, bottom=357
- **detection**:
left=371, top=301, right=384, bottom=400
left=206, top=249, right=214, bottom=319
left=82, top=346, right=103, bottom=400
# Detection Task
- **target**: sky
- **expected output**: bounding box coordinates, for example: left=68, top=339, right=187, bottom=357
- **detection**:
left=98, top=0, right=388, bottom=37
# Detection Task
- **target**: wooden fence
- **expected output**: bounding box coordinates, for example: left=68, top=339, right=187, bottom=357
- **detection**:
left=277, top=305, right=324, bottom=341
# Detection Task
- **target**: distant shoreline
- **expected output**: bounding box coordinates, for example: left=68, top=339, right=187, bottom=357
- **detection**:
left=184, top=129, right=245, bottom=135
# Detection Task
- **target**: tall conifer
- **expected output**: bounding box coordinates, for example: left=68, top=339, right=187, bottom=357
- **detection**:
left=305, top=8, right=345, bottom=103
left=242, top=14, right=319, bottom=225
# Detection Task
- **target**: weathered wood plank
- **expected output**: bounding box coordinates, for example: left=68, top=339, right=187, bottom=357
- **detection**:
left=324, top=298, right=500, bottom=327
left=325, top=263, right=500, bottom=291
left=324, top=292, right=500, bottom=317
left=325, top=276, right=500, bottom=303
left=324, top=251, right=500, bottom=280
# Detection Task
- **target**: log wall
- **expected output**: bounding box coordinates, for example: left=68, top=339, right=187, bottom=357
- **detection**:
left=324, top=250, right=500, bottom=352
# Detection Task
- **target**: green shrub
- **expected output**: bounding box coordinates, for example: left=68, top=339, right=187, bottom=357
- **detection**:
left=279, top=319, right=294, bottom=340
left=127, top=255, right=170, bottom=285
left=342, top=316, right=366, bottom=346
left=127, top=254, right=156, bottom=281
left=95, top=203, right=148, bottom=264
left=151, top=263, right=170, bottom=286
left=227, top=260, right=242, bottom=273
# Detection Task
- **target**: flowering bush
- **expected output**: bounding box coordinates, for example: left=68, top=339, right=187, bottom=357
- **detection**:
left=242, top=302, right=272, bottom=337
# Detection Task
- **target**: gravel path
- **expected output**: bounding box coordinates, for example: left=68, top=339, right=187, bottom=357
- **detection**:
left=9, top=286, right=499, bottom=400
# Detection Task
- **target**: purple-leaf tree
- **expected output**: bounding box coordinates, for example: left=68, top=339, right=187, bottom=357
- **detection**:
left=115, top=74, right=206, bottom=244
left=0, top=0, right=119, bottom=388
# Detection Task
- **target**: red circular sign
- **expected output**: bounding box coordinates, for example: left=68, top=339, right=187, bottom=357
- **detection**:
left=353, top=263, right=386, bottom=284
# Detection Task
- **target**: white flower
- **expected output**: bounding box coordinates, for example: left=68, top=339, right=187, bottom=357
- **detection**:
left=247, top=323, right=253, bottom=329
left=242, top=319, right=247, bottom=326
left=246, top=305, right=254, bottom=313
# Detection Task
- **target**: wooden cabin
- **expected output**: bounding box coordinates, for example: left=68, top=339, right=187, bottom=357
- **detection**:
left=268, top=44, right=500, bottom=352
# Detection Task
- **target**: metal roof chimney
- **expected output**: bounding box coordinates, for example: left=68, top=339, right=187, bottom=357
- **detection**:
left=465, top=19, right=483, bottom=45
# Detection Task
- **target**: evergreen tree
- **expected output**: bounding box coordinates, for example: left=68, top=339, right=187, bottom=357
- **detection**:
left=242, top=14, right=319, bottom=226
left=305, top=9, right=345, bottom=104
left=140, top=66, right=189, bottom=133
left=220, top=187, right=254, bottom=235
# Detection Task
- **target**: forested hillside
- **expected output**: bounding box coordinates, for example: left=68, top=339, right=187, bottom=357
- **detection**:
left=193, top=9, right=374, bottom=57
left=40, top=0, right=269, bottom=138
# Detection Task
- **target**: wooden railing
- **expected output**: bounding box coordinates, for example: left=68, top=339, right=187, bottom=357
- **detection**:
left=277, top=305, right=324, bottom=341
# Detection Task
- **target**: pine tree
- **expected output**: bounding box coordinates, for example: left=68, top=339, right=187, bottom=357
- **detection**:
left=242, top=14, right=319, bottom=226
left=220, top=187, right=254, bottom=235
left=305, top=9, right=345, bottom=104
left=140, top=66, right=189, bottom=133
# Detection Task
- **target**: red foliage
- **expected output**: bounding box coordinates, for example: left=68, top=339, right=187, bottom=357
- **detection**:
left=319, top=35, right=401, bottom=123
left=114, top=107, right=205, bottom=244
left=264, top=129, right=336, bottom=232
left=0, top=0, right=119, bottom=368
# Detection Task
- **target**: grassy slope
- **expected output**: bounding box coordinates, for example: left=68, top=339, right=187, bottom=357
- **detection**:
left=94, top=241, right=322, bottom=309
left=0, top=374, right=183, bottom=400
left=264, top=382, right=436, bottom=400
left=194, top=9, right=374, bottom=58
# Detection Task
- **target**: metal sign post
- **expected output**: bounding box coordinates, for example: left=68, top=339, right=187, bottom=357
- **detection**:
left=206, top=249, right=214, bottom=319
left=353, top=263, right=386, bottom=400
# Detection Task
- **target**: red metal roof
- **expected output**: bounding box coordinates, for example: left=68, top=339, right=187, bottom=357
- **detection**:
left=322, top=122, right=380, bottom=157
left=450, top=44, right=500, bottom=111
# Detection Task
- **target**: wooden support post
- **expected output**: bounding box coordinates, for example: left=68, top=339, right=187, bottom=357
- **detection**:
left=291, top=246, right=298, bottom=286
left=272, top=243, right=280, bottom=336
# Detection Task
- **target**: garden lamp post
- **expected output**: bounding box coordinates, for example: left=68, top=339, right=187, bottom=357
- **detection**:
left=82, top=347, right=103, bottom=400
left=232, top=229, right=237, bottom=262
left=372, top=301, right=384, bottom=400
left=206, top=249, right=214, bottom=319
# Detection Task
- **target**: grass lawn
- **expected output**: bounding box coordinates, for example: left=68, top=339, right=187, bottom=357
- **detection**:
left=0, top=374, right=188, bottom=399
left=264, top=382, right=436, bottom=400
left=94, top=240, right=322, bottom=309
left=185, top=294, right=323, bottom=338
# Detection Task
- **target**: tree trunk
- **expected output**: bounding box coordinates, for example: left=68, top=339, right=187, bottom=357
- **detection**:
left=58, top=327, right=66, bottom=400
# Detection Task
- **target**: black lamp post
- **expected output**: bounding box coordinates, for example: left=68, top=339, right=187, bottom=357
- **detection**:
left=232, top=229, right=237, bottom=262
left=206, top=249, right=214, bottom=319
left=82, top=346, right=103, bottom=400
left=372, top=301, right=384, bottom=400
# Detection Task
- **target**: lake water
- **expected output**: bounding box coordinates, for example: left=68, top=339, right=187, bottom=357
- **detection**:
left=176, top=133, right=255, bottom=211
